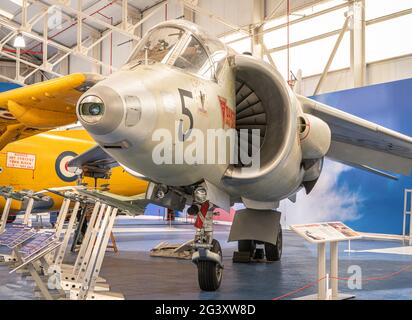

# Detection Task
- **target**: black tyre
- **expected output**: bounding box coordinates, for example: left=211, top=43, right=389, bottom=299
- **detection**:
left=198, top=239, right=223, bottom=291
left=238, top=240, right=256, bottom=257
left=265, top=227, right=283, bottom=261
left=253, top=248, right=265, bottom=260
left=7, top=213, right=16, bottom=223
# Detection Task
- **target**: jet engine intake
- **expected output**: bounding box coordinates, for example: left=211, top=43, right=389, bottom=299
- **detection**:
left=222, top=55, right=303, bottom=203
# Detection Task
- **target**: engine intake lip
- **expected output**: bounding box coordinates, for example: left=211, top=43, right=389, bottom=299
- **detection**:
left=226, top=55, right=297, bottom=181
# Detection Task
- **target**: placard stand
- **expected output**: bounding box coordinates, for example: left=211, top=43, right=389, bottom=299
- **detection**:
left=0, top=197, right=16, bottom=264
left=11, top=241, right=64, bottom=300
left=22, top=197, right=35, bottom=227
left=290, top=221, right=360, bottom=300
left=6, top=229, right=64, bottom=300
left=52, top=201, right=80, bottom=268
left=1, top=188, right=124, bottom=300
left=295, top=241, right=354, bottom=300
left=49, top=192, right=123, bottom=299
left=60, top=202, right=110, bottom=292
left=69, top=206, right=124, bottom=300
left=43, top=198, right=71, bottom=266
left=0, top=197, right=12, bottom=234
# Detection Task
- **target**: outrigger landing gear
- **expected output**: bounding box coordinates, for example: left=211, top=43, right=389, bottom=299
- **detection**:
left=265, top=227, right=282, bottom=261
left=190, top=201, right=223, bottom=291
left=235, top=227, right=283, bottom=262
left=230, top=209, right=283, bottom=263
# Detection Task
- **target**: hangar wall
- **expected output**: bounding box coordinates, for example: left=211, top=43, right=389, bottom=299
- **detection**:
left=84, top=0, right=412, bottom=94
left=300, top=54, right=412, bottom=96
left=307, top=76, right=412, bottom=235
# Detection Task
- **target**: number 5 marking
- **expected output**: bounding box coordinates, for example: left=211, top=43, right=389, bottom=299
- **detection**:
left=178, top=88, right=194, bottom=142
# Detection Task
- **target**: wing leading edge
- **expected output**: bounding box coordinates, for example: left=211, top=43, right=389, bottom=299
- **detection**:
left=299, top=95, right=412, bottom=176
left=67, top=145, right=119, bottom=179
left=0, top=73, right=103, bottom=150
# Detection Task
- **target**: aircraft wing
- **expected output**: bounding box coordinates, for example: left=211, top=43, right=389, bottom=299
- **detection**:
left=0, top=73, right=103, bottom=150
left=76, top=189, right=148, bottom=216
left=67, top=145, right=119, bottom=179
left=299, top=95, right=412, bottom=176
left=44, top=186, right=147, bottom=215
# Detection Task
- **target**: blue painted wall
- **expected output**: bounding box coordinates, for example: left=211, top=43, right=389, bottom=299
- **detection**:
left=312, top=77, right=412, bottom=234
left=0, top=82, right=20, bottom=92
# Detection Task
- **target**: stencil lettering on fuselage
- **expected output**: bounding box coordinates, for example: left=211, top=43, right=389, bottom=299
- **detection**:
left=218, top=96, right=235, bottom=129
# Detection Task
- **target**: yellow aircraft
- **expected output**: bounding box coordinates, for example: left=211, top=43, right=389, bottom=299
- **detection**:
left=0, top=129, right=148, bottom=213
left=0, top=74, right=148, bottom=217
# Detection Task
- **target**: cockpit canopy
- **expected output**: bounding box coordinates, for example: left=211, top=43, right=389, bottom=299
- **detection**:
left=126, top=20, right=228, bottom=80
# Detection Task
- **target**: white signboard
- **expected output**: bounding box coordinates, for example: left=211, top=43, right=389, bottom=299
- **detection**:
left=6, top=152, right=36, bottom=170
left=290, top=222, right=361, bottom=244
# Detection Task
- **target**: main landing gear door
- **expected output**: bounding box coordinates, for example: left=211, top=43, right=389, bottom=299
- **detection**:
left=228, top=209, right=281, bottom=246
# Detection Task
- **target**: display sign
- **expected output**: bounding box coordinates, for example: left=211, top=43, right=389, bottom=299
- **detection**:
left=6, top=152, right=36, bottom=170
left=290, top=222, right=361, bottom=243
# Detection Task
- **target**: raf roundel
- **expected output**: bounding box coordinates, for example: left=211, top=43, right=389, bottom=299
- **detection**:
left=55, top=151, right=78, bottom=182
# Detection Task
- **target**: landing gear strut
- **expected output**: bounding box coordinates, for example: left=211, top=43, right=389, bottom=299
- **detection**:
left=191, top=201, right=223, bottom=291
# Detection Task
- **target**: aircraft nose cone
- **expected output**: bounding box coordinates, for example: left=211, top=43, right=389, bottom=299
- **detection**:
left=77, top=85, right=125, bottom=136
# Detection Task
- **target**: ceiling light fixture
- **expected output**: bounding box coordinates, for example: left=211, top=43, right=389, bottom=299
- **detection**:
left=13, top=33, right=26, bottom=48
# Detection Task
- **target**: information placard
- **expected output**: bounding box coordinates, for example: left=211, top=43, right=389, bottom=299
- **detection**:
left=290, top=222, right=361, bottom=243
left=6, top=152, right=36, bottom=170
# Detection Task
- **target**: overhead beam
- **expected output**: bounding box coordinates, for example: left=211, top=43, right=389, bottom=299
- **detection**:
left=77, top=0, right=82, bottom=52
left=314, top=16, right=350, bottom=95
left=251, top=0, right=265, bottom=59
left=0, top=74, right=25, bottom=86
left=181, top=0, right=250, bottom=36
left=46, top=0, right=141, bottom=41
left=122, top=0, right=128, bottom=30
left=0, top=48, right=62, bottom=78
left=0, top=16, right=115, bottom=73
left=224, top=1, right=349, bottom=46
left=350, top=0, right=366, bottom=87
left=183, top=0, right=197, bottom=21
left=130, top=3, right=165, bottom=32
left=16, top=0, right=101, bottom=37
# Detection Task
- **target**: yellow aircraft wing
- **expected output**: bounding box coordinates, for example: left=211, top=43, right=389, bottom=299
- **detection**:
left=0, top=73, right=103, bottom=150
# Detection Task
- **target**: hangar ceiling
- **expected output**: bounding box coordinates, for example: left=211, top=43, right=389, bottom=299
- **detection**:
left=0, top=0, right=409, bottom=97
left=0, top=0, right=346, bottom=82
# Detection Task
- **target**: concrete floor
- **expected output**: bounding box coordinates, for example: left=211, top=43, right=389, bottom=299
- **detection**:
left=2, top=217, right=412, bottom=300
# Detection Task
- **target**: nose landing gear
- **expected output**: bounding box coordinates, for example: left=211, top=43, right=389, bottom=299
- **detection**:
left=197, top=239, right=223, bottom=291
left=190, top=201, right=223, bottom=291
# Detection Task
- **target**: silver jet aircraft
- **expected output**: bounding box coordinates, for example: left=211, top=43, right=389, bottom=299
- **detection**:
left=67, top=20, right=412, bottom=291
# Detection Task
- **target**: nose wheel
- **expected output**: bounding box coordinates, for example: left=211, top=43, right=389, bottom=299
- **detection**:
left=191, top=201, right=224, bottom=291
left=197, top=239, right=223, bottom=291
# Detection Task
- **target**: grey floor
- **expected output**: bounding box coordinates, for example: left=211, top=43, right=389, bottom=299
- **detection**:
left=2, top=218, right=412, bottom=300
